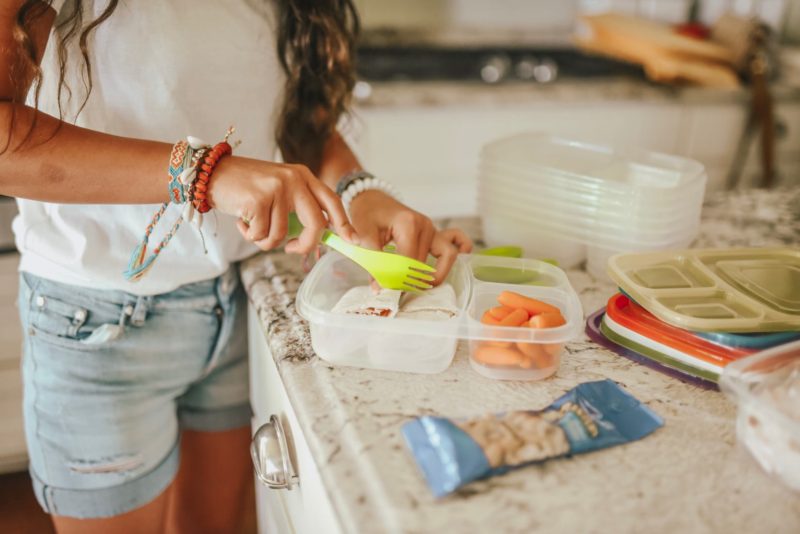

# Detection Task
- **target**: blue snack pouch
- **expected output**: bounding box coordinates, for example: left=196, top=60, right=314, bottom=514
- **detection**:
left=402, top=379, right=663, bottom=497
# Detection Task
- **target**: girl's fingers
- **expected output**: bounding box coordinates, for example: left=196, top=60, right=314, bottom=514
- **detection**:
left=441, top=228, right=474, bottom=253
left=244, top=206, right=271, bottom=242
left=416, top=223, right=435, bottom=263
left=236, top=219, right=250, bottom=239
left=254, top=194, right=289, bottom=250
left=358, top=228, right=383, bottom=251
left=392, top=222, right=419, bottom=261
left=430, top=233, right=459, bottom=285
left=305, top=172, right=359, bottom=244
left=286, top=186, right=326, bottom=255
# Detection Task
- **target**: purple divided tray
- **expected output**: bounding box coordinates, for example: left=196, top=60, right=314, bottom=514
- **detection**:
left=585, top=307, right=718, bottom=391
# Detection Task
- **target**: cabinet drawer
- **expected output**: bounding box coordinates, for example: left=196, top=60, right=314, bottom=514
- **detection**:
left=248, top=305, right=341, bottom=534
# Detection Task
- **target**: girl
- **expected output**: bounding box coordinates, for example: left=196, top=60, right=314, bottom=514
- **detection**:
left=1, top=1, right=472, bottom=532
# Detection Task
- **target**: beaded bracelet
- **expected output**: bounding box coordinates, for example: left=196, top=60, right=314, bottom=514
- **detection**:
left=340, top=174, right=401, bottom=216
left=335, top=169, right=373, bottom=197
left=123, top=127, right=237, bottom=282
left=191, top=128, right=235, bottom=214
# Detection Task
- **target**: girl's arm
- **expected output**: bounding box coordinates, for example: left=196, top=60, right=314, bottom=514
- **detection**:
left=0, top=1, right=355, bottom=254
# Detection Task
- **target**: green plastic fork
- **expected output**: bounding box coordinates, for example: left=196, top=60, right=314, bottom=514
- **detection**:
left=287, top=213, right=436, bottom=291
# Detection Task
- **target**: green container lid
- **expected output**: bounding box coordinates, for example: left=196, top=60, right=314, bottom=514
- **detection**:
left=607, top=247, right=800, bottom=333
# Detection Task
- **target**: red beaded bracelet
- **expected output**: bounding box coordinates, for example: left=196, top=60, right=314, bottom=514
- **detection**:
left=191, top=128, right=234, bottom=213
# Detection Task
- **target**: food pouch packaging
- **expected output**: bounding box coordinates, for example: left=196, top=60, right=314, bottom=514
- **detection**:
left=402, top=379, right=663, bottom=497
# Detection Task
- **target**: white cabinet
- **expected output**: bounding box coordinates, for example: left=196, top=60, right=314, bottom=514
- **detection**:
left=0, top=253, right=25, bottom=474
left=248, top=304, right=341, bottom=534
left=354, top=100, right=689, bottom=218
left=352, top=90, right=800, bottom=219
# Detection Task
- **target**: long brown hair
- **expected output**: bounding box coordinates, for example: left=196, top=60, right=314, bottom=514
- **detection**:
left=10, top=0, right=359, bottom=171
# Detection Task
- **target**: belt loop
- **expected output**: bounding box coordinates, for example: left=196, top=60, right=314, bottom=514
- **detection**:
left=130, top=296, right=149, bottom=327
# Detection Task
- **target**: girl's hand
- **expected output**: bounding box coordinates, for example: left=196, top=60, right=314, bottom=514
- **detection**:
left=208, top=157, right=358, bottom=254
left=349, top=190, right=473, bottom=285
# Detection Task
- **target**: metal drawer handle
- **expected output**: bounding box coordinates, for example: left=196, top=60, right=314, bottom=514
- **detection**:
left=251, top=415, right=298, bottom=490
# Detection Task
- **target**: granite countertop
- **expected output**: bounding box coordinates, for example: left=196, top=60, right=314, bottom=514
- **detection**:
left=241, top=187, right=800, bottom=534
left=355, top=79, right=800, bottom=109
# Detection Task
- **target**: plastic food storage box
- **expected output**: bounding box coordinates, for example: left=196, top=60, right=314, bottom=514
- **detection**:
left=296, top=252, right=583, bottom=379
left=720, top=340, right=800, bottom=492
left=607, top=247, right=800, bottom=333
left=478, top=133, right=707, bottom=276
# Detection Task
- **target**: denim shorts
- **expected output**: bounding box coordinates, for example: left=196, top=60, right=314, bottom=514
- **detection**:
left=18, top=266, right=251, bottom=519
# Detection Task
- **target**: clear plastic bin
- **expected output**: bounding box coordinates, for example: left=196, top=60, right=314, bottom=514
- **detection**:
left=479, top=201, right=698, bottom=251
left=482, top=133, right=706, bottom=192
left=479, top=167, right=704, bottom=224
left=480, top=159, right=707, bottom=210
left=720, top=340, right=800, bottom=492
left=295, top=252, right=583, bottom=379
left=477, top=185, right=700, bottom=240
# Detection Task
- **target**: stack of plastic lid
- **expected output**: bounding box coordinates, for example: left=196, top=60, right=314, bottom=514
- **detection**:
left=478, top=133, right=707, bottom=277
left=586, top=247, right=800, bottom=387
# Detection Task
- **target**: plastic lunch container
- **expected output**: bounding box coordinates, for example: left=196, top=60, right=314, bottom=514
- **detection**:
left=479, top=171, right=704, bottom=228
left=295, top=252, right=583, bottom=379
left=605, top=293, right=752, bottom=364
left=584, top=307, right=718, bottom=390
left=697, top=330, right=800, bottom=350
left=601, top=312, right=723, bottom=382
left=481, top=133, right=706, bottom=192
left=478, top=173, right=703, bottom=228
left=478, top=189, right=699, bottom=241
left=480, top=159, right=707, bottom=214
left=720, top=340, right=800, bottom=492
left=607, top=247, right=800, bottom=333
left=479, top=200, right=697, bottom=250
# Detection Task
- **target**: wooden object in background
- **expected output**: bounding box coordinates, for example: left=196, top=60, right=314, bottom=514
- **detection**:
left=577, top=13, right=740, bottom=88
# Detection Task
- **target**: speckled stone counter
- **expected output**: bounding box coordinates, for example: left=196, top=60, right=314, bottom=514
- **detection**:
left=241, top=188, right=800, bottom=534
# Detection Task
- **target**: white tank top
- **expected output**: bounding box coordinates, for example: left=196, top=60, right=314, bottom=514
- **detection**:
left=15, top=0, right=285, bottom=295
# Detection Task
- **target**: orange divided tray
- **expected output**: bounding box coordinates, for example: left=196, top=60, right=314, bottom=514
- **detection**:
left=605, top=293, right=752, bottom=368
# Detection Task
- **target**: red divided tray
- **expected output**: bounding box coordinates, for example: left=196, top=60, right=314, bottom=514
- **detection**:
left=606, top=293, right=753, bottom=368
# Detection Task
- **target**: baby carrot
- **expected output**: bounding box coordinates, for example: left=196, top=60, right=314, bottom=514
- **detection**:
left=529, top=311, right=566, bottom=329
left=474, top=344, right=523, bottom=367
left=497, top=291, right=561, bottom=316
left=487, top=305, right=515, bottom=321
left=481, top=311, right=501, bottom=325
left=516, top=342, right=555, bottom=369
left=499, top=308, right=529, bottom=327
left=484, top=340, right=514, bottom=349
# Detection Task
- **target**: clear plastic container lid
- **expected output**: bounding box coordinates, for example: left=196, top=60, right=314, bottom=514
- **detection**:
left=479, top=201, right=697, bottom=250
left=478, top=175, right=702, bottom=228
left=295, top=252, right=583, bottom=375
left=479, top=159, right=707, bottom=210
left=720, top=340, right=800, bottom=492
left=479, top=165, right=705, bottom=222
left=478, top=186, right=700, bottom=239
left=481, top=133, right=706, bottom=193
left=607, top=248, right=800, bottom=333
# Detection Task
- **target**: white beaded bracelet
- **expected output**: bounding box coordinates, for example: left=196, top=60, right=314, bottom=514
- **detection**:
left=341, top=175, right=401, bottom=216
